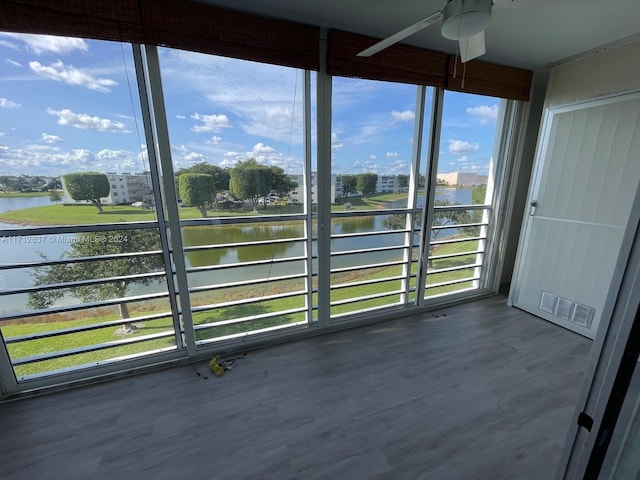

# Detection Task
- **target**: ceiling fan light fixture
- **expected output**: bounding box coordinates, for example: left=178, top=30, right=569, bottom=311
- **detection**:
left=441, top=0, right=493, bottom=40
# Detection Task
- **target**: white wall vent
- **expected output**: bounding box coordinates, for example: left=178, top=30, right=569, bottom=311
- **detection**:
left=539, top=292, right=595, bottom=329
left=556, top=297, right=575, bottom=320
left=572, top=304, right=595, bottom=328
left=540, top=291, right=557, bottom=313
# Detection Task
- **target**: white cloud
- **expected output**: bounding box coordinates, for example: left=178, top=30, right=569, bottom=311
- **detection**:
left=41, top=133, right=62, bottom=144
left=219, top=158, right=237, bottom=167
left=0, top=40, right=18, bottom=51
left=369, top=155, right=377, bottom=160
left=191, top=113, right=232, bottom=133
left=387, top=159, right=408, bottom=174
left=458, top=155, right=469, bottom=163
left=331, top=132, right=344, bottom=150
left=391, top=110, right=415, bottom=122
left=252, top=142, right=275, bottom=154
left=159, top=51, right=302, bottom=143
left=95, top=149, right=130, bottom=160
left=466, top=104, right=499, bottom=125
left=176, top=114, right=186, bottom=119
left=184, top=151, right=207, bottom=163
left=238, top=105, right=300, bottom=142
left=448, top=140, right=479, bottom=155
left=0, top=98, right=21, bottom=108
left=29, top=60, right=117, bottom=93
left=6, top=58, right=22, bottom=67
left=208, top=136, right=222, bottom=145
left=46, top=108, right=130, bottom=132
left=0, top=142, right=151, bottom=176
left=386, top=152, right=400, bottom=158
left=0, top=33, right=89, bottom=55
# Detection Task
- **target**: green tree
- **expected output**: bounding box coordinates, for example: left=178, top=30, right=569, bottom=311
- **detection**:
left=175, top=162, right=229, bottom=194
left=341, top=175, right=357, bottom=197
left=468, top=183, right=488, bottom=236
left=381, top=213, right=415, bottom=231
left=431, top=199, right=473, bottom=240
left=27, top=229, right=165, bottom=334
left=48, top=189, right=63, bottom=203
left=270, top=167, right=298, bottom=197
left=44, top=177, right=62, bottom=191
left=356, top=173, right=378, bottom=195
left=229, top=158, right=272, bottom=211
left=178, top=173, right=216, bottom=218
left=398, top=174, right=409, bottom=190
left=62, top=172, right=110, bottom=213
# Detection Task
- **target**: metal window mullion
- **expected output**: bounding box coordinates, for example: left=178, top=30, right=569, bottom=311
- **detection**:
left=403, top=85, right=427, bottom=304
left=316, top=30, right=332, bottom=328
left=474, top=99, right=505, bottom=289
left=302, top=69, right=315, bottom=326
left=135, top=44, right=195, bottom=356
left=417, top=87, right=444, bottom=306
left=479, top=99, right=523, bottom=292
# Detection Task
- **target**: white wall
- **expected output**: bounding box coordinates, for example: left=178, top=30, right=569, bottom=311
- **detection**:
left=546, top=38, right=640, bottom=108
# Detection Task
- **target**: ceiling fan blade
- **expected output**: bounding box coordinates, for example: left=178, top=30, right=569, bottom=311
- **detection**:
left=357, top=11, right=443, bottom=57
left=459, top=31, right=486, bottom=63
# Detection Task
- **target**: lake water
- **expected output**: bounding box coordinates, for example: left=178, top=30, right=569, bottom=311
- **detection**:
left=0, top=187, right=475, bottom=312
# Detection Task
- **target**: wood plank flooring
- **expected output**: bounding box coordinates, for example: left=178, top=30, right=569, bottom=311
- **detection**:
left=0, top=296, right=591, bottom=479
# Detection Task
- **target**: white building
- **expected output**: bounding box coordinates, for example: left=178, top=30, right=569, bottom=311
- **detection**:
left=288, top=173, right=337, bottom=204
left=376, top=175, right=399, bottom=193
left=62, top=173, right=153, bottom=205
left=436, top=172, right=488, bottom=186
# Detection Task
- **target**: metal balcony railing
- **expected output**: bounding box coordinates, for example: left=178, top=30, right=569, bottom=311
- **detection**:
left=0, top=204, right=493, bottom=380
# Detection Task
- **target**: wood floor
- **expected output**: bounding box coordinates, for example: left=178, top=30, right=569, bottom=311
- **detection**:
left=0, top=296, right=591, bottom=479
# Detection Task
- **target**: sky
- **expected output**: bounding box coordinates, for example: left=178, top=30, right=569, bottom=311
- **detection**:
left=0, top=33, right=500, bottom=179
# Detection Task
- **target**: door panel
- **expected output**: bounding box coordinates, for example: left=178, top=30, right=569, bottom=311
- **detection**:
left=512, top=93, right=640, bottom=338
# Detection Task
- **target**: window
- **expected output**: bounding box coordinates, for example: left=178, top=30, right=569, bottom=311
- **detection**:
left=329, top=77, right=432, bottom=318
left=424, top=91, right=505, bottom=299
left=0, top=35, right=175, bottom=382
left=157, top=48, right=314, bottom=344
left=0, top=32, right=520, bottom=393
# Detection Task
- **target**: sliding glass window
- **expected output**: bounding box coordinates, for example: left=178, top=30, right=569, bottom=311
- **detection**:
left=156, top=48, right=314, bottom=345
left=424, top=91, right=502, bottom=299
left=0, top=35, right=176, bottom=382
left=330, top=77, right=433, bottom=318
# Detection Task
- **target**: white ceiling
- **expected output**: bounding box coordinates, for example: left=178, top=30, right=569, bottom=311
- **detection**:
left=200, top=0, right=640, bottom=70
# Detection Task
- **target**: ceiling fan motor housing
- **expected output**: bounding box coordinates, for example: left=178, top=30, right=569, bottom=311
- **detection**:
left=441, top=0, right=493, bottom=40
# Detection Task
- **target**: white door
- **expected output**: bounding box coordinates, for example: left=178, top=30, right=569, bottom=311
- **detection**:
left=510, top=92, right=640, bottom=338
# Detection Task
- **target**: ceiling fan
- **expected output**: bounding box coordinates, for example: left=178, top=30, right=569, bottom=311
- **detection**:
left=358, top=0, right=495, bottom=63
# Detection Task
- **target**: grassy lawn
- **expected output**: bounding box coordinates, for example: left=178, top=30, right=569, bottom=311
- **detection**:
left=0, top=204, right=162, bottom=225
left=333, top=193, right=408, bottom=211
left=0, top=193, right=411, bottom=226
